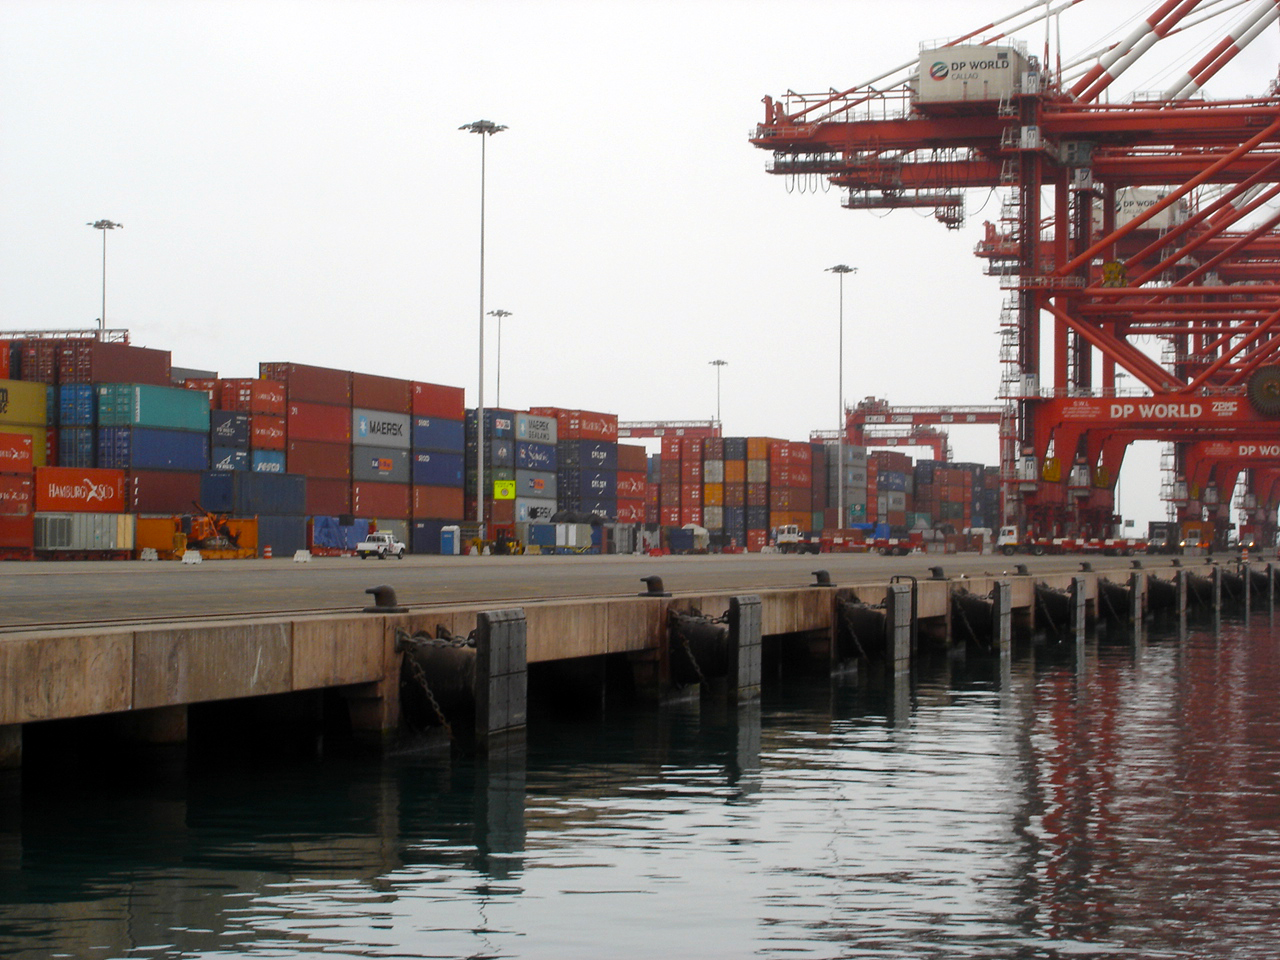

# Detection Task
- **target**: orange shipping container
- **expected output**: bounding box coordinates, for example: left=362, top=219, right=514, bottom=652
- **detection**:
left=412, top=484, right=465, bottom=520
left=746, top=437, right=781, bottom=461
left=35, top=467, right=126, bottom=513
left=251, top=415, right=287, bottom=450
left=703, top=482, right=724, bottom=506
left=723, top=459, right=746, bottom=483
left=0, top=475, right=33, bottom=516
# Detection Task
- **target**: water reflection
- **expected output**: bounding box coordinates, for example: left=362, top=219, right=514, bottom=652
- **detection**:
left=1, top=614, right=1279, bottom=958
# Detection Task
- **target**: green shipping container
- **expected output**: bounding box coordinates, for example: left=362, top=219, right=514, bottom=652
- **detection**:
left=0, top=379, right=49, bottom=427
left=848, top=502, right=867, bottom=521
left=97, top=383, right=211, bottom=432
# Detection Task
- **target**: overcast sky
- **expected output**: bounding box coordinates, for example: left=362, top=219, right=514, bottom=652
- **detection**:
left=3, top=0, right=1277, bottom=528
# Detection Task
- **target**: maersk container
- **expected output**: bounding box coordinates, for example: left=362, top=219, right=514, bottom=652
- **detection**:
left=558, top=440, right=618, bottom=471
left=412, top=450, right=464, bottom=487
left=916, top=44, right=1026, bottom=104
left=252, top=449, right=286, bottom=473
left=352, top=408, right=410, bottom=449
left=515, top=469, right=556, bottom=501
left=211, top=446, right=249, bottom=471
left=256, top=515, right=307, bottom=557
left=515, top=497, right=556, bottom=523
left=515, top=412, right=557, bottom=445
left=34, top=512, right=135, bottom=551
left=411, top=416, right=465, bottom=452
left=352, top=445, right=411, bottom=484
left=515, top=441, right=556, bottom=472
left=98, top=427, right=209, bottom=472
left=96, top=383, right=211, bottom=432
left=58, top=384, right=96, bottom=427
left=211, top=410, right=251, bottom=448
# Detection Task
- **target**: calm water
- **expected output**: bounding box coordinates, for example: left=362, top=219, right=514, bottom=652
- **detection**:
left=3, top=614, right=1280, bottom=959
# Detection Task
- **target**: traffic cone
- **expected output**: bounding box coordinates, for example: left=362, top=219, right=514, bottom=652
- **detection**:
left=264, top=545, right=273, bottom=559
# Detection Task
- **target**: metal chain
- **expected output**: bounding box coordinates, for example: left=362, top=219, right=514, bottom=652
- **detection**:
left=952, top=594, right=988, bottom=650
left=675, top=626, right=709, bottom=686
left=837, top=604, right=872, bottom=661
left=403, top=650, right=454, bottom=739
left=394, top=626, right=474, bottom=739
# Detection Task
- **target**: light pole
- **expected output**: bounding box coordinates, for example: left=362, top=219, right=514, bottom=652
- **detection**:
left=709, top=360, right=727, bottom=426
left=460, top=119, right=506, bottom=540
left=87, top=219, right=123, bottom=332
left=826, top=264, right=856, bottom=527
left=489, top=309, right=513, bottom=409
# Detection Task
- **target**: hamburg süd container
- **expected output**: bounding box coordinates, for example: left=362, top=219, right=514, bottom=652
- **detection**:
left=0, top=432, right=34, bottom=474
left=250, top=415, right=286, bottom=450
left=219, top=379, right=286, bottom=416
left=98, top=427, right=209, bottom=472
left=0, top=475, right=34, bottom=516
left=35, top=466, right=126, bottom=513
left=96, top=383, right=211, bottom=432
left=352, top=409, right=410, bottom=449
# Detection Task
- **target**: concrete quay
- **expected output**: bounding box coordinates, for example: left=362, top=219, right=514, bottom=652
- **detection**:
left=0, top=555, right=1245, bottom=769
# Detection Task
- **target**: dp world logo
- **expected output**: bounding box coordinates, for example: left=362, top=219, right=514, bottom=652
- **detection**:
left=929, top=61, right=949, bottom=81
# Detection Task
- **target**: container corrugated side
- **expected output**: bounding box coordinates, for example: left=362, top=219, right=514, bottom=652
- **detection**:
left=412, top=485, right=464, bottom=520
left=212, top=443, right=250, bottom=470
left=96, top=384, right=211, bottom=432
left=0, top=475, right=34, bottom=516
left=352, top=409, right=410, bottom=449
left=0, top=379, right=48, bottom=427
left=352, top=446, right=411, bottom=484
left=352, top=481, right=410, bottom=519
left=98, top=427, right=209, bottom=472
left=411, top=381, right=465, bottom=420
left=412, top=417, right=465, bottom=453
left=259, top=363, right=352, bottom=405
left=352, top=373, right=411, bottom=414
left=34, top=512, right=135, bottom=551
left=0, top=432, right=34, bottom=474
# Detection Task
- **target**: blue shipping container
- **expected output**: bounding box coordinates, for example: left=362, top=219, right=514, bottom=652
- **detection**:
left=516, top=441, right=557, bottom=471
left=256, top=515, right=307, bottom=557
left=465, top=408, right=515, bottom=439
left=97, top=427, right=209, bottom=471
left=411, top=417, right=465, bottom=452
left=58, top=427, right=95, bottom=468
left=200, top=471, right=307, bottom=516
left=558, top=468, right=617, bottom=499
left=211, top=446, right=249, bottom=471
left=312, top=516, right=372, bottom=550
left=558, top=440, right=617, bottom=471
left=412, top=451, right=465, bottom=487
left=211, top=411, right=251, bottom=448
left=58, top=384, right=96, bottom=427
left=252, top=450, right=287, bottom=473
left=411, top=519, right=449, bottom=555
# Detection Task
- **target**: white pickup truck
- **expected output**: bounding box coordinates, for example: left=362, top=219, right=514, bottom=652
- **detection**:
left=356, top=530, right=406, bottom=559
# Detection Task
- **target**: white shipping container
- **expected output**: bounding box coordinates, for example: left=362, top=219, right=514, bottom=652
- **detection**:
left=515, top=413, right=557, bottom=445
left=515, top=497, right=556, bottom=523
left=352, top=409, right=411, bottom=449
left=747, top=460, right=769, bottom=484
left=702, top=505, right=725, bottom=530
left=703, top=459, right=725, bottom=483
left=917, top=45, right=1026, bottom=104
left=35, top=512, right=136, bottom=551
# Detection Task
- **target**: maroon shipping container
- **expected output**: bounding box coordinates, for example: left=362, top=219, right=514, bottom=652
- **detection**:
left=19, top=340, right=57, bottom=384
left=659, top=484, right=680, bottom=508
left=221, top=379, right=286, bottom=416
left=704, top=437, right=725, bottom=460
left=660, top=436, right=681, bottom=461
left=679, top=506, right=703, bottom=527
left=352, top=373, right=411, bottom=414
left=724, top=482, right=746, bottom=508
left=184, top=379, right=221, bottom=407
left=617, top=443, right=647, bottom=474
left=411, top=381, right=465, bottom=420
left=352, top=481, right=410, bottom=519
left=0, top=340, right=10, bottom=380
left=747, top=483, right=769, bottom=508
left=770, top=487, right=813, bottom=511
left=58, top=341, right=171, bottom=386
left=287, top=440, right=351, bottom=480
left=660, top=505, right=680, bottom=526
left=770, top=465, right=812, bottom=487
left=251, top=415, right=286, bottom=450
left=646, top=502, right=659, bottom=525
left=287, top=402, right=352, bottom=443
left=412, top=484, right=465, bottom=520
left=306, top=478, right=351, bottom=515
left=679, top=438, right=703, bottom=461
left=0, top=514, right=34, bottom=549
left=129, top=470, right=201, bottom=514
left=260, top=362, right=352, bottom=405
left=680, top=460, right=703, bottom=483
left=680, top=482, right=702, bottom=506
left=0, top=475, right=34, bottom=516
left=528, top=407, right=618, bottom=442
left=659, top=460, right=681, bottom=484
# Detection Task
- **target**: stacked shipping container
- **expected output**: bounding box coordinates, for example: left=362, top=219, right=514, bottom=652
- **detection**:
left=513, top=411, right=557, bottom=524
left=530, top=407, right=619, bottom=520
left=410, top=380, right=467, bottom=554
left=0, top=431, right=35, bottom=557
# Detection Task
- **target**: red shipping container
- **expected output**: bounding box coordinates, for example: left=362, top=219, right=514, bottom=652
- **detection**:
left=617, top=444, right=647, bottom=473
left=680, top=482, right=702, bottom=506
left=770, top=487, right=813, bottom=511
left=57, top=341, right=171, bottom=386
left=660, top=506, right=681, bottom=525
left=746, top=529, right=767, bottom=552
left=129, top=470, right=201, bottom=514
left=251, top=415, right=287, bottom=450
left=352, top=481, right=410, bottom=519
left=616, top=472, right=646, bottom=499
left=0, top=432, right=34, bottom=474
left=679, top=506, right=703, bottom=526
left=646, top=502, right=659, bottom=525
left=287, top=440, right=352, bottom=480
left=680, top=438, right=703, bottom=461
left=660, top=436, right=682, bottom=461
left=221, top=379, right=286, bottom=416
left=35, top=467, right=126, bottom=513
left=411, top=381, right=466, bottom=420
left=260, top=362, right=352, bottom=405
left=770, top=464, right=812, bottom=487
left=704, top=437, right=725, bottom=460
left=352, top=372, right=411, bottom=414
left=616, top=500, right=645, bottom=523
left=19, top=340, right=57, bottom=384
left=0, top=475, right=34, bottom=516
left=0, top=341, right=10, bottom=380
left=287, top=402, right=352, bottom=443
left=480, top=498, right=516, bottom=525
left=184, top=379, right=222, bottom=407
left=307, top=478, right=351, bottom=515
left=659, top=460, right=681, bottom=484
left=0, top=514, right=34, bottom=549
left=680, top=460, right=703, bottom=483
left=412, top=484, right=465, bottom=520
left=528, top=407, right=618, bottom=442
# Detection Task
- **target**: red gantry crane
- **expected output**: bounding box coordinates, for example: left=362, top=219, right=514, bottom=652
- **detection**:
left=752, top=0, right=1280, bottom=547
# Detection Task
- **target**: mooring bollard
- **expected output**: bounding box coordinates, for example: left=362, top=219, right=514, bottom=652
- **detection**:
left=475, top=608, right=527, bottom=748
left=728, top=595, right=763, bottom=703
